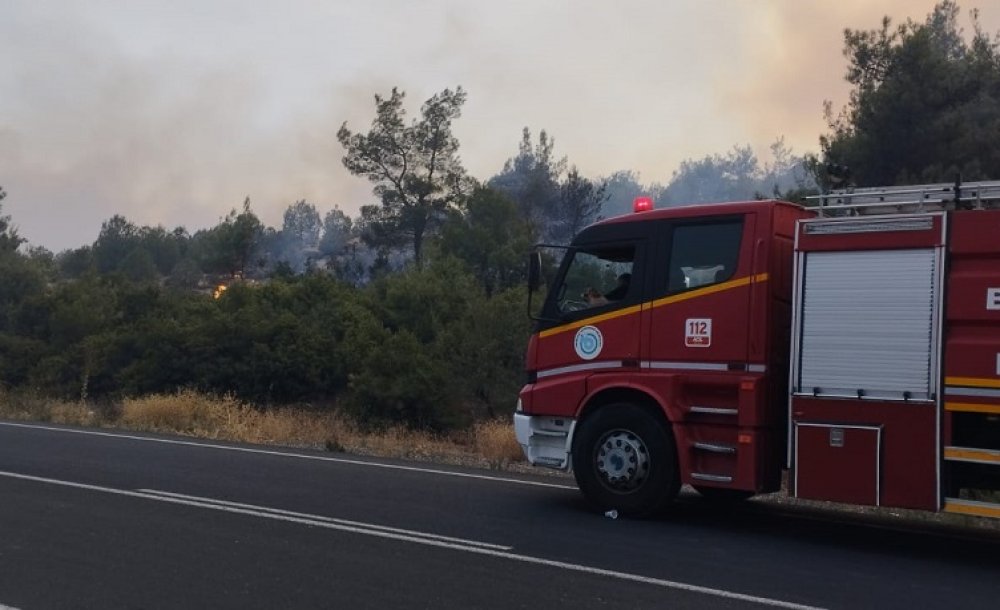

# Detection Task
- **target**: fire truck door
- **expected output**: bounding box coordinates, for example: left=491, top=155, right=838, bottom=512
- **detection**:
left=531, top=241, right=647, bottom=417
left=647, top=215, right=754, bottom=369
left=643, top=215, right=757, bottom=487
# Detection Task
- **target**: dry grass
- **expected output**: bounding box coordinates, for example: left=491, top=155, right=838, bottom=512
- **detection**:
left=474, top=418, right=525, bottom=469
left=346, top=425, right=467, bottom=460
left=121, top=391, right=342, bottom=446
left=0, top=390, right=100, bottom=426
left=121, top=391, right=218, bottom=433
left=108, top=390, right=528, bottom=469
left=47, top=401, right=101, bottom=427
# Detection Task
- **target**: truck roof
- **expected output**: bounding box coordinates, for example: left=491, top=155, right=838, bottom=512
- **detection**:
left=594, top=199, right=803, bottom=226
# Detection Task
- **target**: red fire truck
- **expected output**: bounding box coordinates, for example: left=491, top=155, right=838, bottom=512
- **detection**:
left=515, top=180, right=1000, bottom=518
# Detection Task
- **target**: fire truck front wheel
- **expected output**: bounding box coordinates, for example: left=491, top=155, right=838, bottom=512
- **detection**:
left=571, top=404, right=679, bottom=516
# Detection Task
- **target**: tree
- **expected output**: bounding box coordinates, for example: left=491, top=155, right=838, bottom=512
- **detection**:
left=662, top=142, right=813, bottom=205
left=489, top=128, right=565, bottom=236
left=269, top=200, right=322, bottom=273
left=166, top=257, right=201, bottom=289
left=489, top=128, right=616, bottom=243
left=56, top=246, right=95, bottom=279
left=338, top=87, right=474, bottom=265
left=120, top=248, right=158, bottom=283
left=664, top=145, right=761, bottom=204
left=90, top=217, right=188, bottom=279
left=137, top=225, right=188, bottom=276
left=344, top=328, right=460, bottom=430
left=434, top=286, right=531, bottom=419
left=345, top=261, right=481, bottom=429
left=0, top=248, right=47, bottom=333
left=283, top=200, right=322, bottom=248
left=317, top=206, right=362, bottom=280
left=760, top=137, right=813, bottom=197
left=547, top=168, right=607, bottom=245
left=819, top=1, right=1000, bottom=187
left=0, top=186, right=25, bottom=254
left=437, top=187, right=534, bottom=296
left=93, top=215, right=140, bottom=274
left=318, top=207, right=353, bottom=257
left=195, top=198, right=263, bottom=278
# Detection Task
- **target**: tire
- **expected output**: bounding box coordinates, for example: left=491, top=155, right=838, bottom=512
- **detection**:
left=693, top=486, right=755, bottom=503
left=571, top=403, right=679, bottom=516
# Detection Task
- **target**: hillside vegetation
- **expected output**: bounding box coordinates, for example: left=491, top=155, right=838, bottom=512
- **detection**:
left=1, top=2, right=998, bottom=441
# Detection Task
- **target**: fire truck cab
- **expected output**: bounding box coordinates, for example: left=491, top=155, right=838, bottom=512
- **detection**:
left=515, top=181, right=1000, bottom=518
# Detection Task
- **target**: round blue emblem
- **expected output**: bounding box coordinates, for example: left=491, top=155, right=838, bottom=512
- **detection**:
left=574, top=326, right=603, bottom=361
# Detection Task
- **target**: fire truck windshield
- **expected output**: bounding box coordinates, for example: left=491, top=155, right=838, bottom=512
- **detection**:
left=556, top=246, right=635, bottom=313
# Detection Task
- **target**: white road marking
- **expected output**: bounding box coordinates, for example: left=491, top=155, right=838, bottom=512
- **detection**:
left=0, top=421, right=575, bottom=490
left=137, top=488, right=511, bottom=550
left=0, top=469, right=826, bottom=610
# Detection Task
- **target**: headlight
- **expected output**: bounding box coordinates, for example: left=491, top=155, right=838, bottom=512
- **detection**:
left=515, top=398, right=523, bottom=413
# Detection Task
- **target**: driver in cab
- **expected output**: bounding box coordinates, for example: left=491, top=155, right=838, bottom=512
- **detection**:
left=583, top=273, right=630, bottom=307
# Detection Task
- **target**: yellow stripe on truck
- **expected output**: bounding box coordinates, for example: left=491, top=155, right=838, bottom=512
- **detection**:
left=943, top=447, right=1000, bottom=464
left=943, top=499, right=1000, bottom=519
left=538, top=303, right=645, bottom=338
left=538, top=273, right=769, bottom=339
left=649, top=273, right=768, bottom=310
left=944, top=402, right=1000, bottom=415
left=945, top=377, right=1000, bottom=389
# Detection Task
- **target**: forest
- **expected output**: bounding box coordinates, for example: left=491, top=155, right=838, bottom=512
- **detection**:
left=1, top=2, right=998, bottom=432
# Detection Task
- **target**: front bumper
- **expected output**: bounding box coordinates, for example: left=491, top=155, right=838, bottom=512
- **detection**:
left=514, top=411, right=577, bottom=471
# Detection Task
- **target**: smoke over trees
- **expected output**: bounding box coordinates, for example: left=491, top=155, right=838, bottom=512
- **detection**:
left=488, top=128, right=607, bottom=245
left=0, top=2, right=996, bottom=431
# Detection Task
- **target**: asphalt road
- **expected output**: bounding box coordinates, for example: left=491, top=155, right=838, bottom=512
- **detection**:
left=1, top=421, right=999, bottom=610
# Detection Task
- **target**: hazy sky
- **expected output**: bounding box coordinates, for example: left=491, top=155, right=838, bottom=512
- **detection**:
left=2, top=1, right=997, bottom=251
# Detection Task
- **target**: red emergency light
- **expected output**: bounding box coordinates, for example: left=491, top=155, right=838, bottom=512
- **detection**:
left=633, top=196, right=654, bottom=213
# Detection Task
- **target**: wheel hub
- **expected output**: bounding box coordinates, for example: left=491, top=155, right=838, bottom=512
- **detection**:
left=594, top=429, right=650, bottom=492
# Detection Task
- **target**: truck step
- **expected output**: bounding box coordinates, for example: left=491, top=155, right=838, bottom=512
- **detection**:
left=693, top=442, right=736, bottom=454
left=944, top=446, right=1000, bottom=465
left=528, top=428, right=568, bottom=438
left=689, top=406, right=737, bottom=416
left=943, top=498, right=1000, bottom=519
left=691, top=472, right=733, bottom=483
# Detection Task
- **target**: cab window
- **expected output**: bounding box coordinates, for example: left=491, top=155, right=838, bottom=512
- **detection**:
left=666, top=220, right=743, bottom=292
left=556, top=245, right=635, bottom=314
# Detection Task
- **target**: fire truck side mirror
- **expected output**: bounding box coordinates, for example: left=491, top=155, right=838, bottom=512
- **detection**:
left=527, top=251, right=543, bottom=293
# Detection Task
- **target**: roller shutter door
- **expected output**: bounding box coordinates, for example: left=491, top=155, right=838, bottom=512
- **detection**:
left=796, top=248, right=937, bottom=401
